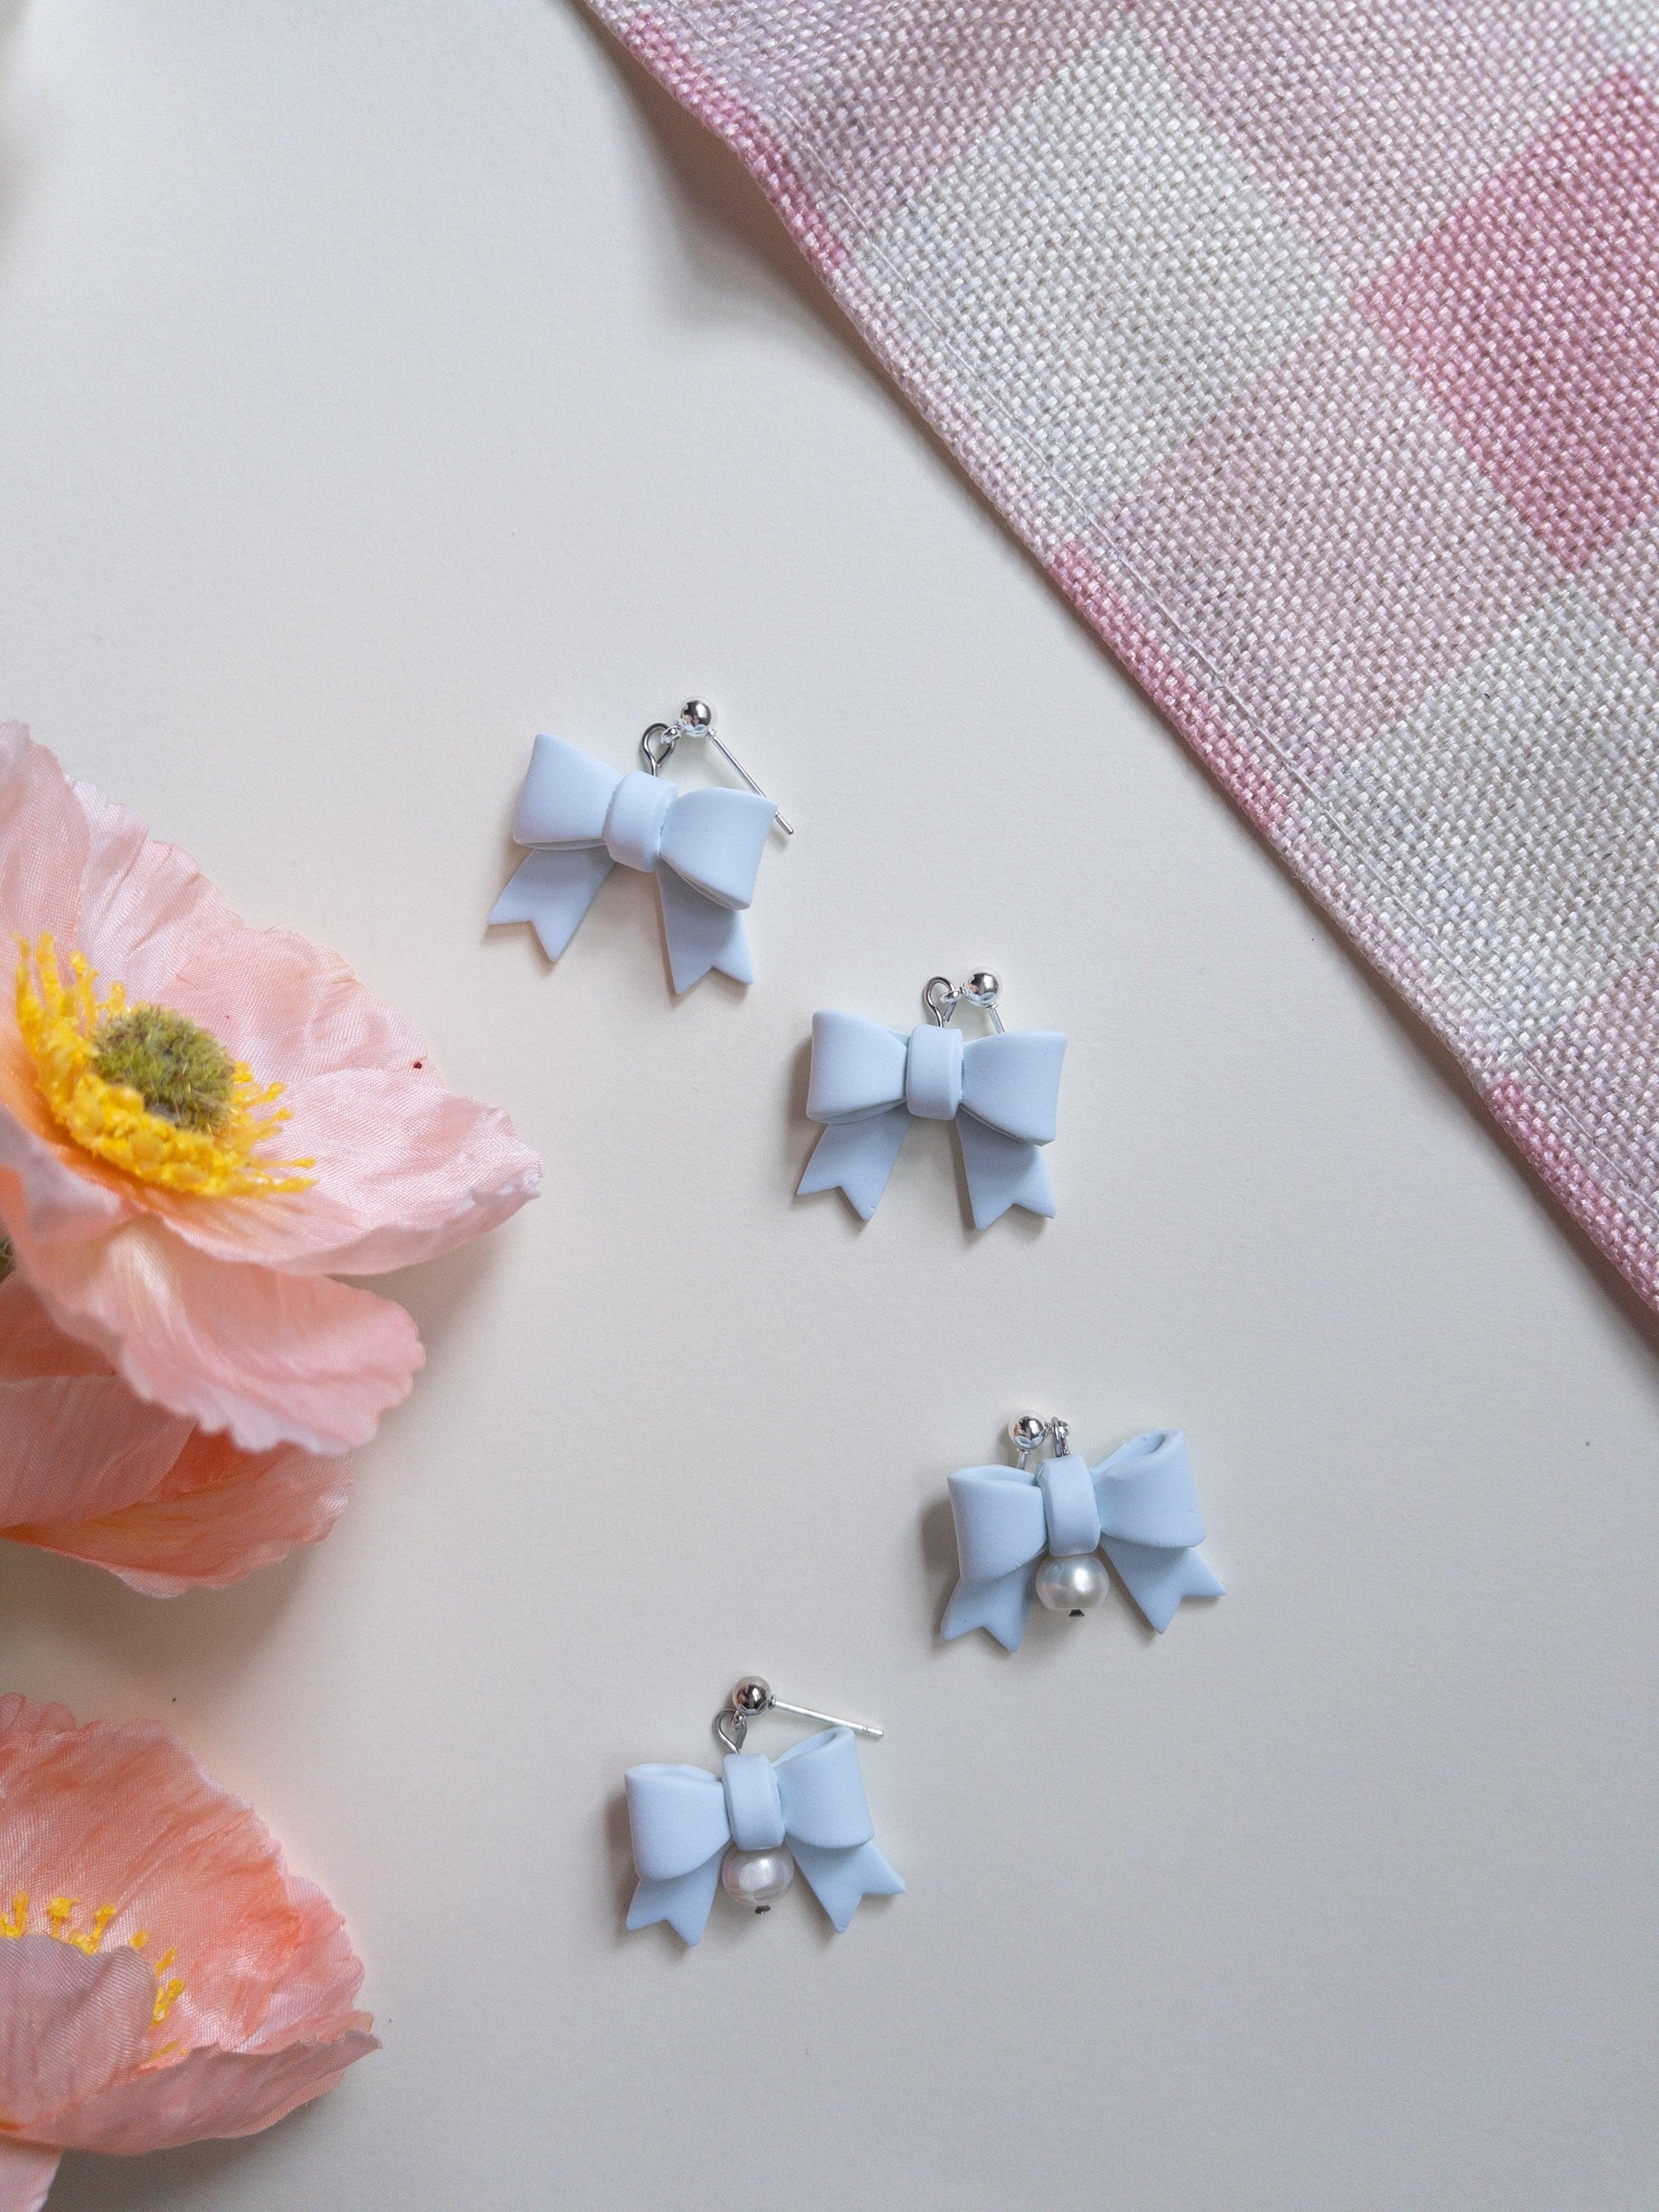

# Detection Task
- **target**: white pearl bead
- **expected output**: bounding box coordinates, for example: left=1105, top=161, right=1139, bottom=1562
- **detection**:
left=1034, top=1553, right=1107, bottom=1615
left=720, top=1845, right=795, bottom=1912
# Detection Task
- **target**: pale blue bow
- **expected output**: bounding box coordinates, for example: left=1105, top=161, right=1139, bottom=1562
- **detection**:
left=625, top=1729, right=905, bottom=1945
left=489, top=735, right=777, bottom=991
left=944, top=1431, right=1223, bottom=1650
left=798, top=1011, right=1066, bottom=1228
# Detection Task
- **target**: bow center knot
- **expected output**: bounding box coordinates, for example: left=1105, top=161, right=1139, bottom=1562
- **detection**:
left=721, top=1752, right=786, bottom=1850
left=1038, top=1453, right=1103, bottom=1557
left=604, top=771, right=674, bottom=874
left=905, top=1024, right=964, bottom=1121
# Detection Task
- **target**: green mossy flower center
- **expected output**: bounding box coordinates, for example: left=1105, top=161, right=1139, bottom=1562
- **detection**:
left=0, top=1239, right=11, bottom=1285
left=91, top=1006, right=236, bottom=1133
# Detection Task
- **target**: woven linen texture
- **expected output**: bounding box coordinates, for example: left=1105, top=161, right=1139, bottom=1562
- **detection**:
left=587, top=0, right=1659, bottom=1306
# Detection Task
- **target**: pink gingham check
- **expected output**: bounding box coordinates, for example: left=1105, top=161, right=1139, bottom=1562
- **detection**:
left=588, top=1, right=1659, bottom=1306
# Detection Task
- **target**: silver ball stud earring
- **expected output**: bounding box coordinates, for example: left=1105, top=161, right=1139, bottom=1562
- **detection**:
left=940, top=1413, right=1223, bottom=1653
left=800, top=970, right=1067, bottom=1227
left=622, top=1678, right=904, bottom=1945
left=489, top=696, right=793, bottom=993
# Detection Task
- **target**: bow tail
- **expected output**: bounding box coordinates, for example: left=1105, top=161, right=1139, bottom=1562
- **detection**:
left=790, top=1839, right=905, bottom=1933
left=655, top=868, right=754, bottom=992
left=941, top=1564, right=1038, bottom=1651
left=955, top=1116, right=1055, bottom=1230
left=626, top=1853, right=725, bottom=1946
left=1101, top=1538, right=1224, bottom=1633
left=797, top=1108, right=911, bottom=1222
left=489, top=846, right=615, bottom=961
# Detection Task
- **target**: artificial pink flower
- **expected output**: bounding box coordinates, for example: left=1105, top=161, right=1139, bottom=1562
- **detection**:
left=0, top=722, right=539, bottom=1456
left=0, top=1271, right=350, bottom=1593
left=0, top=1695, right=376, bottom=2211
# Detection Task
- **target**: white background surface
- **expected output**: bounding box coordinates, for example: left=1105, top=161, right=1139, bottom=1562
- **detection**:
left=0, top=6, right=1656, bottom=2208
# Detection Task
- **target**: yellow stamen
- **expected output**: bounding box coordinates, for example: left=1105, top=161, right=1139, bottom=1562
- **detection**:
left=3, top=1895, right=186, bottom=2024
left=151, top=1947, right=185, bottom=2026
left=66, top=1904, right=117, bottom=1956
left=14, top=936, right=314, bottom=1197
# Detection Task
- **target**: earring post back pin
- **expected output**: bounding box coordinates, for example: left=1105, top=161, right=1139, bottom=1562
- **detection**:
left=768, top=1696, right=884, bottom=1741
left=641, top=701, right=795, bottom=835
left=724, top=1677, right=883, bottom=1741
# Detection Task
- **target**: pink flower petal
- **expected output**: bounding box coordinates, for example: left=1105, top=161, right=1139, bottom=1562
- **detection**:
left=0, top=1938, right=154, bottom=2133
left=142, top=1067, right=541, bottom=1274
left=0, top=1273, right=194, bottom=1527
left=43, top=2032, right=379, bottom=2157
left=0, top=1274, right=110, bottom=1381
left=0, top=1374, right=191, bottom=1527
left=0, top=1702, right=376, bottom=2161
left=12, top=1434, right=352, bottom=1596
left=0, top=1711, right=308, bottom=2052
left=240, top=1880, right=370, bottom=2053
left=0, top=2140, right=62, bottom=2212
left=72, top=781, right=429, bottom=1078
left=0, top=726, right=87, bottom=947
left=6, top=1212, right=422, bottom=1453
left=0, top=1695, right=75, bottom=1740
left=0, top=1279, right=353, bottom=1591
left=0, top=1118, right=129, bottom=1247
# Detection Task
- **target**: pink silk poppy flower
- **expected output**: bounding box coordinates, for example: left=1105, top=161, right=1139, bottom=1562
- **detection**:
left=0, top=1270, right=350, bottom=1593
left=0, top=723, right=540, bottom=1456
left=0, top=1695, right=377, bottom=2211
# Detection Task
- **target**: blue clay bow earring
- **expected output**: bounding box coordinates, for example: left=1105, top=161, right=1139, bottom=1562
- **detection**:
left=624, top=1677, right=905, bottom=1945
left=943, top=1415, right=1224, bottom=1651
left=489, top=700, right=792, bottom=992
left=798, top=972, right=1066, bottom=1228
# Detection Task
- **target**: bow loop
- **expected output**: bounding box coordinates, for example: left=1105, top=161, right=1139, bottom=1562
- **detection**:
left=772, top=1728, right=876, bottom=1851
left=947, top=1467, right=1048, bottom=1583
left=1094, top=1431, right=1205, bottom=1549
left=804, top=1014, right=909, bottom=1123
left=959, top=1030, right=1066, bottom=1144
left=658, top=788, right=776, bottom=911
left=511, top=733, right=621, bottom=847
left=624, top=1764, right=731, bottom=1883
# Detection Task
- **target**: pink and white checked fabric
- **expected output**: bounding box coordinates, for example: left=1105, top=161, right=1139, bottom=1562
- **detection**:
left=588, top=0, right=1659, bottom=1306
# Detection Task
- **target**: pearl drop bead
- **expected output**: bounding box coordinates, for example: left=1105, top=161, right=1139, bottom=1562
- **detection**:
left=721, top=1845, right=795, bottom=1912
left=1034, top=1553, right=1107, bottom=1616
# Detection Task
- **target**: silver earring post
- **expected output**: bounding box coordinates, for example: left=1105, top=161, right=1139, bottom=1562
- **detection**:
left=923, top=971, right=1005, bottom=1033
left=639, top=699, right=795, bottom=835
left=714, top=1675, right=883, bottom=1753
left=1009, top=1412, right=1049, bottom=1470
left=1007, top=1412, right=1070, bottom=1469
